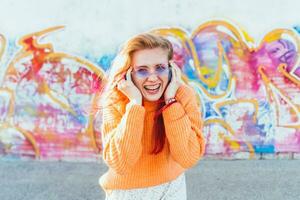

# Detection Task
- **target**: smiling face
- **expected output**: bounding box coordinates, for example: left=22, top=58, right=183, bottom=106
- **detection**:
left=131, top=48, right=170, bottom=101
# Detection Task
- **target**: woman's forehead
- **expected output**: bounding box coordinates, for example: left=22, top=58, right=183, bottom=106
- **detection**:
left=132, top=48, right=168, bottom=67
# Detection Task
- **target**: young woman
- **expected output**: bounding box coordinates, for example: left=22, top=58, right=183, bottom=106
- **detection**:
left=99, top=32, right=205, bottom=200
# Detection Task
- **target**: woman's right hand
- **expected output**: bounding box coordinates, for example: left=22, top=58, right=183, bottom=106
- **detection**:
left=117, top=68, right=142, bottom=105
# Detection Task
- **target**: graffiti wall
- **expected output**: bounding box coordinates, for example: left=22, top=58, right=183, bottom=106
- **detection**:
left=152, top=22, right=300, bottom=159
left=0, top=27, right=104, bottom=160
left=0, top=1, right=299, bottom=160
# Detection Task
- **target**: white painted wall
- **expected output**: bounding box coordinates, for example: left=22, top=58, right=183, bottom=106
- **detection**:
left=0, top=0, right=299, bottom=57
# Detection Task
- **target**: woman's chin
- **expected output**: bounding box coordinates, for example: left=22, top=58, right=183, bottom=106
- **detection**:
left=142, top=89, right=163, bottom=101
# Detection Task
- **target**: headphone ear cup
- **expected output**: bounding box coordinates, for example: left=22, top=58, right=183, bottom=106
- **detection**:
left=168, top=69, right=172, bottom=82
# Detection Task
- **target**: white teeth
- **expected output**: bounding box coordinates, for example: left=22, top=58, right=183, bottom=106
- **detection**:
left=144, top=84, right=160, bottom=90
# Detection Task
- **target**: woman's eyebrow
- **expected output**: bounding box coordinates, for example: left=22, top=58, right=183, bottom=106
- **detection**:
left=136, top=63, right=167, bottom=68
left=135, top=65, right=149, bottom=68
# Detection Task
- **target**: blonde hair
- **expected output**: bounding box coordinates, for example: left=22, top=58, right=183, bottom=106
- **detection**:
left=100, top=32, right=173, bottom=108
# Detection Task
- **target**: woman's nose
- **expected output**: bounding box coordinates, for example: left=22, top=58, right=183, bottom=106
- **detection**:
left=147, top=73, right=159, bottom=81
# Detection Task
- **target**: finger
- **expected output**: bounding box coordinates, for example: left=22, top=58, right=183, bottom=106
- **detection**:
left=170, top=62, right=178, bottom=77
left=169, top=61, right=174, bottom=69
left=174, top=64, right=181, bottom=73
left=175, top=65, right=181, bottom=77
left=171, top=66, right=177, bottom=81
left=116, top=75, right=124, bottom=83
left=175, top=67, right=182, bottom=83
left=117, top=79, right=125, bottom=89
left=169, top=60, right=178, bottom=69
left=177, top=69, right=183, bottom=83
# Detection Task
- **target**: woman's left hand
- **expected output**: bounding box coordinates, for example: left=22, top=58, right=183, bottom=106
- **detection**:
left=164, top=61, right=183, bottom=102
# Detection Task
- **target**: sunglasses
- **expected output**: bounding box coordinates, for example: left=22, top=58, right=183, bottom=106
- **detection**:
left=132, top=64, right=171, bottom=79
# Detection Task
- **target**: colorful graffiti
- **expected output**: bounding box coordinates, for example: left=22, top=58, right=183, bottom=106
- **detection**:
left=153, top=20, right=300, bottom=158
left=0, top=26, right=104, bottom=160
left=0, top=20, right=299, bottom=160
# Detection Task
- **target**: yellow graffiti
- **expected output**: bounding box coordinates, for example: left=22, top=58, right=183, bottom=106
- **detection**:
left=214, top=99, right=259, bottom=123
left=218, top=133, right=241, bottom=150
left=155, top=20, right=300, bottom=157
left=0, top=88, right=15, bottom=118
left=260, top=29, right=300, bottom=48
left=192, top=20, right=253, bottom=85
left=278, top=64, right=300, bottom=87
left=204, top=118, right=255, bottom=158
left=7, top=26, right=79, bottom=116
left=0, top=88, right=40, bottom=158
left=44, top=54, right=104, bottom=153
left=259, top=66, right=300, bottom=128
left=1, top=21, right=300, bottom=159
left=1, top=26, right=105, bottom=157
left=258, top=29, right=300, bottom=128
left=152, top=26, right=234, bottom=91
left=0, top=34, right=6, bottom=60
left=193, top=20, right=255, bottom=50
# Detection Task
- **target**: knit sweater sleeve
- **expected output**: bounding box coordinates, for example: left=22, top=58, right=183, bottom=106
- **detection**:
left=101, top=102, right=145, bottom=175
left=162, top=85, right=205, bottom=169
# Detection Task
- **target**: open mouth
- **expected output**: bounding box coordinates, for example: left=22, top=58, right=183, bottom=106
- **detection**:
left=143, top=84, right=161, bottom=94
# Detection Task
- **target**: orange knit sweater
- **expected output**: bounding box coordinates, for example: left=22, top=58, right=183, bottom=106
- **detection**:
left=99, top=85, right=205, bottom=190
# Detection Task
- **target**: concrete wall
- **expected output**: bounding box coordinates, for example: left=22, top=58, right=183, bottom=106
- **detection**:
left=0, top=0, right=299, bottom=160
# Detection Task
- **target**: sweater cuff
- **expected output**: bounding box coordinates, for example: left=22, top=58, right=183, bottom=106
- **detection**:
left=162, top=102, right=185, bottom=122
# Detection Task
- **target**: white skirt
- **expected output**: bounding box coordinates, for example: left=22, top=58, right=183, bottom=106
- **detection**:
left=105, top=173, right=186, bottom=200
